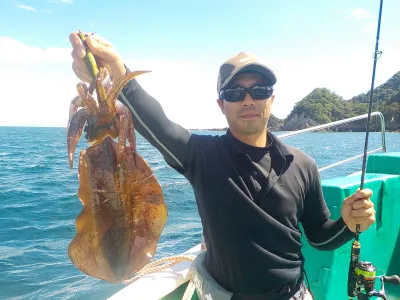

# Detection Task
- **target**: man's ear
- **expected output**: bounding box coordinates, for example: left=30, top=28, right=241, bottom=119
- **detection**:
left=217, top=98, right=225, bottom=114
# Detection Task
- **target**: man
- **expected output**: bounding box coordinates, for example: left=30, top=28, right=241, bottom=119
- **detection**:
left=69, top=32, right=375, bottom=300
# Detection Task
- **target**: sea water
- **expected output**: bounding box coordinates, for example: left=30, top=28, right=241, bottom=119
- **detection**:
left=1, top=127, right=399, bottom=300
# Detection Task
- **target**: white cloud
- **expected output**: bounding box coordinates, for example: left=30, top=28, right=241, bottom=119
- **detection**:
left=256, top=34, right=400, bottom=120
left=123, top=58, right=226, bottom=129
left=0, top=64, right=78, bottom=128
left=0, top=37, right=77, bottom=128
left=1, top=36, right=399, bottom=129
left=0, top=36, right=226, bottom=129
left=341, top=8, right=376, bottom=22
left=16, top=4, right=37, bottom=12
left=351, top=8, right=374, bottom=19
left=0, top=37, right=71, bottom=63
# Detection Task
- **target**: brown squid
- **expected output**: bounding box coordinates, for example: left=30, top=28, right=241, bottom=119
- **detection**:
left=66, top=43, right=168, bottom=283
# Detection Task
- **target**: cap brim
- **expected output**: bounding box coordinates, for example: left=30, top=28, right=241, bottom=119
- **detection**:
left=219, top=63, right=276, bottom=92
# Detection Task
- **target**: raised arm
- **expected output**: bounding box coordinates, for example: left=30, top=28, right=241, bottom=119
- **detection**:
left=117, top=68, right=191, bottom=173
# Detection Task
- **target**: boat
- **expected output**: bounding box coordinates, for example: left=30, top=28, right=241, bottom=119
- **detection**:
left=107, top=112, right=400, bottom=300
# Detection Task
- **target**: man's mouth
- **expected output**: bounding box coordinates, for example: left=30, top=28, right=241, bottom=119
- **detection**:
left=240, top=114, right=259, bottom=119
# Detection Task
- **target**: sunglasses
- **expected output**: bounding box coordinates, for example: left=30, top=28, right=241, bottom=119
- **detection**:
left=219, top=85, right=273, bottom=102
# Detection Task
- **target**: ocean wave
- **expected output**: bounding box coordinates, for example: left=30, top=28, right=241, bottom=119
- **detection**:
left=23, top=164, right=53, bottom=173
left=161, top=180, right=190, bottom=188
left=2, top=201, right=38, bottom=209
left=0, top=246, right=26, bottom=260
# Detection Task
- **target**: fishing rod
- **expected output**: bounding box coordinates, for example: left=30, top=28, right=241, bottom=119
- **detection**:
left=347, top=0, right=400, bottom=299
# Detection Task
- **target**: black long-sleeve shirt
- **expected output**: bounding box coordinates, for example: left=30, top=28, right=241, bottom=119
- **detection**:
left=117, top=68, right=354, bottom=294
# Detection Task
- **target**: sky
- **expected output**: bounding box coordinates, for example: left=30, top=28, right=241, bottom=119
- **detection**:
left=1, top=0, right=400, bottom=129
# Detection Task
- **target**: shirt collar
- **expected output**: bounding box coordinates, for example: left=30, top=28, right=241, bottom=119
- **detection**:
left=224, top=129, right=294, bottom=162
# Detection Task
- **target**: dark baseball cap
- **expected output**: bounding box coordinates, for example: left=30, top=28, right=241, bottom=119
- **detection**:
left=217, top=52, right=277, bottom=94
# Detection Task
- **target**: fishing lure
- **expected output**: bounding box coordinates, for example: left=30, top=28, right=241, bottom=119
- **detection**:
left=78, top=30, right=99, bottom=81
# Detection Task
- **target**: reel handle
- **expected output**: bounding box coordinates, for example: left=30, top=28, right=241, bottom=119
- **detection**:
left=365, top=275, right=400, bottom=300
left=382, top=275, right=400, bottom=285
left=353, top=274, right=400, bottom=299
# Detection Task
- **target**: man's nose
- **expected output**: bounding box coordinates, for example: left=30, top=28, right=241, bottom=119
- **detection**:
left=241, top=91, right=255, bottom=106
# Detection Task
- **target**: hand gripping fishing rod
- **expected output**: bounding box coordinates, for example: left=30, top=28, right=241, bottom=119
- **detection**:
left=347, top=0, right=400, bottom=299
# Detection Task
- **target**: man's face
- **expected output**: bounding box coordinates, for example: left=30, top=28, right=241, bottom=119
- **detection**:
left=217, top=72, right=275, bottom=137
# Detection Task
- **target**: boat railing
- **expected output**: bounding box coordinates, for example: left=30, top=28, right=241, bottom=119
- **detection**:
left=277, top=111, right=387, bottom=172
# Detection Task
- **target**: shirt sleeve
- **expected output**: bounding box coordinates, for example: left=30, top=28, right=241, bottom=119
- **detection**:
left=117, top=66, right=193, bottom=174
left=300, top=162, right=354, bottom=250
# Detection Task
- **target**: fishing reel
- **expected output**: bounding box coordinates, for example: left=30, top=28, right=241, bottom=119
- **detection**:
left=348, top=260, right=400, bottom=299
